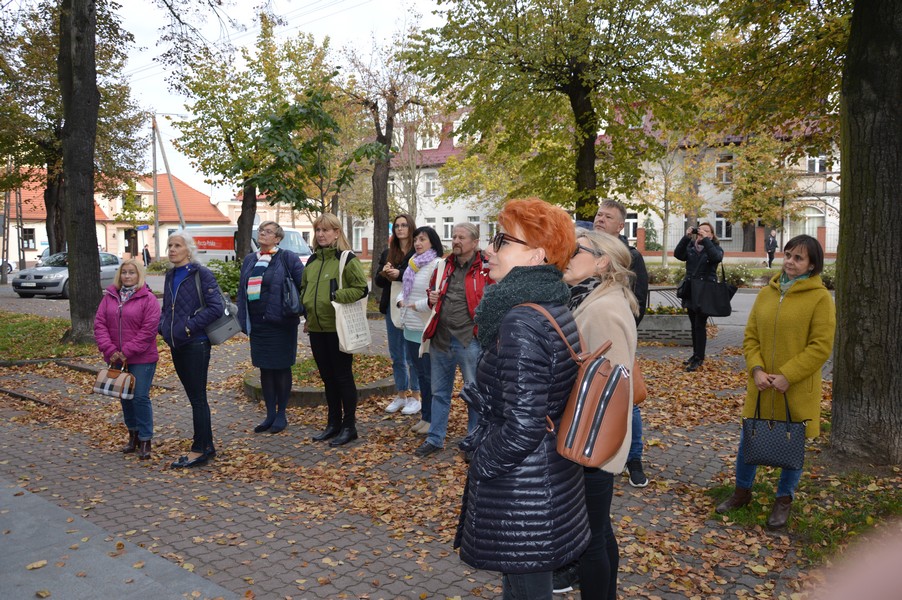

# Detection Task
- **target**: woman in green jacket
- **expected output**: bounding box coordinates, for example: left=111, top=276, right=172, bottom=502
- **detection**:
left=716, top=235, right=835, bottom=529
left=301, top=213, right=369, bottom=447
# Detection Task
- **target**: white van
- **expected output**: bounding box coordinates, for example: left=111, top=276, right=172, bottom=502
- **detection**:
left=187, top=225, right=312, bottom=264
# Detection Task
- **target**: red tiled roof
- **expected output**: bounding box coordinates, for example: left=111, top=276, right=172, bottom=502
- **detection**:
left=390, top=121, right=465, bottom=169
left=137, top=174, right=229, bottom=223
left=7, top=180, right=110, bottom=221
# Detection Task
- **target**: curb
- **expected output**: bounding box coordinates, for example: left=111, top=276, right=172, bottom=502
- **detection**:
left=242, top=371, right=396, bottom=408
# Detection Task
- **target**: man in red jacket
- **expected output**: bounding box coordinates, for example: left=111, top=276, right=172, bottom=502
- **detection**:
left=413, top=223, right=493, bottom=459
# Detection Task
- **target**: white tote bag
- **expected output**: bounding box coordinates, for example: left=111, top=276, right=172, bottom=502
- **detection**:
left=332, top=251, right=371, bottom=353
left=389, top=281, right=404, bottom=328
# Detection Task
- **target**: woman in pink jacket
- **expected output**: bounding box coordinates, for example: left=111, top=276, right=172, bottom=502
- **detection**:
left=94, top=259, right=162, bottom=460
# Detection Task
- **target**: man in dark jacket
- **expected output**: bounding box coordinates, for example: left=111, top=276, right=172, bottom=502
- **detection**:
left=765, top=229, right=779, bottom=268
left=593, top=199, right=650, bottom=489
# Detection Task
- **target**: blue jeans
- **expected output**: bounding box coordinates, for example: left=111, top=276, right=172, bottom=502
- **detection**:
left=426, top=337, right=481, bottom=447
left=735, top=428, right=803, bottom=498
left=120, top=362, right=157, bottom=441
left=502, top=571, right=552, bottom=599
left=170, top=340, right=215, bottom=455
left=386, top=316, right=419, bottom=393
left=627, top=405, right=643, bottom=462
left=405, top=339, right=431, bottom=423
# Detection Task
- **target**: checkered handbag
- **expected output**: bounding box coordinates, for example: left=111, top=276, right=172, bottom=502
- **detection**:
left=92, top=362, right=136, bottom=400
left=742, top=392, right=807, bottom=470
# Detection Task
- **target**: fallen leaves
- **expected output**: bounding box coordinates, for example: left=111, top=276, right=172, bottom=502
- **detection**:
left=26, top=560, right=47, bottom=570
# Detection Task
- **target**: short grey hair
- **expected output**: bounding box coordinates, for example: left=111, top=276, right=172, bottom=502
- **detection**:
left=258, top=220, right=285, bottom=241
left=453, top=222, right=479, bottom=241
left=598, top=199, right=627, bottom=222
left=167, top=230, right=198, bottom=264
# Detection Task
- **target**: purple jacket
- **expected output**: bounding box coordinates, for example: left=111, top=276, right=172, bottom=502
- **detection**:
left=94, top=284, right=161, bottom=365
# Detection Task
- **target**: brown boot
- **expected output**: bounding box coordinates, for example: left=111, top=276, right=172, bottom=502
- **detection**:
left=137, top=439, right=152, bottom=460
left=766, top=496, right=792, bottom=529
left=121, top=430, right=138, bottom=454
left=715, top=486, right=752, bottom=514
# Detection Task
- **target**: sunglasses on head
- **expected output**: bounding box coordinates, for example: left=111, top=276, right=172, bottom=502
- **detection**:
left=572, top=244, right=601, bottom=258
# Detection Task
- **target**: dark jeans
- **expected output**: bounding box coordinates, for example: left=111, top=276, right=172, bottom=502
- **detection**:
left=309, top=331, right=358, bottom=428
left=687, top=308, right=708, bottom=360
left=502, top=571, right=552, bottom=599
left=578, top=470, right=619, bottom=600
left=767, top=251, right=775, bottom=268
left=170, top=340, right=214, bottom=454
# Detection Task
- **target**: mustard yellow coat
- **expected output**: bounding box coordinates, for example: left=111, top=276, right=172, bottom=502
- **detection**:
left=742, top=274, right=836, bottom=437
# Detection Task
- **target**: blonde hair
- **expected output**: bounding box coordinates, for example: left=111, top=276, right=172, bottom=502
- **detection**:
left=576, top=228, right=639, bottom=317
left=312, top=213, right=352, bottom=251
left=114, top=258, right=146, bottom=289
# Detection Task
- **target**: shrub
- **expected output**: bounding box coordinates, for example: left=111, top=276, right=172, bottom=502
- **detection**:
left=723, top=264, right=754, bottom=288
left=146, top=258, right=169, bottom=274
left=645, top=304, right=687, bottom=315
left=647, top=265, right=685, bottom=285
left=820, top=263, right=836, bottom=290
left=207, top=259, right=241, bottom=298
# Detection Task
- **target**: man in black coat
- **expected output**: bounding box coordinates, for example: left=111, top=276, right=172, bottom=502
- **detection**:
left=765, top=229, right=779, bottom=268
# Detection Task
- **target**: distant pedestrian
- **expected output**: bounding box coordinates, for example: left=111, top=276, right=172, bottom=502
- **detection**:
left=765, top=229, right=778, bottom=268
left=716, top=235, right=835, bottom=529
left=94, top=259, right=160, bottom=460
left=142, top=244, right=152, bottom=266
left=674, top=222, right=723, bottom=372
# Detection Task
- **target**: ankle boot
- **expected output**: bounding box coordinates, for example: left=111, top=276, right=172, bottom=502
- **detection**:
left=766, top=496, right=793, bottom=529
left=121, top=430, right=138, bottom=454
left=312, top=423, right=341, bottom=441
left=137, top=439, right=152, bottom=460
left=254, top=397, right=277, bottom=433
left=329, top=426, right=359, bottom=447
left=715, top=486, right=752, bottom=514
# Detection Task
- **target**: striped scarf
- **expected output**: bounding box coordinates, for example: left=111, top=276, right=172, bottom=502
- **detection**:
left=247, top=249, right=278, bottom=301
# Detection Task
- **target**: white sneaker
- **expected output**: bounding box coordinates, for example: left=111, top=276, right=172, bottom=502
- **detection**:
left=401, top=399, right=421, bottom=415
left=385, top=396, right=406, bottom=413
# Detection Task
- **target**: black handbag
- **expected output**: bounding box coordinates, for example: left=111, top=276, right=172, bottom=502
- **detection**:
left=280, top=250, right=303, bottom=318
left=689, top=263, right=737, bottom=316
left=676, top=279, right=691, bottom=299
left=742, top=392, right=807, bottom=470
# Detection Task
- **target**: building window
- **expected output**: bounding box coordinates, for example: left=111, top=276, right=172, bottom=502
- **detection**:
left=486, top=220, right=497, bottom=241
left=423, top=172, right=439, bottom=197
left=624, top=212, right=638, bottom=240
left=442, top=217, right=455, bottom=239
left=424, top=217, right=436, bottom=229
left=807, top=155, right=828, bottom=174
left=388, top=176, right=397, bottom=197
left=22, top=228, right=36, bottom=250
left=716, top=153, right=733, bottom=184
left=417, top=125, right=440, bottom=150
left=715, top=212, right=733, bottom=240
left=352, top=224, right=364, bottom=251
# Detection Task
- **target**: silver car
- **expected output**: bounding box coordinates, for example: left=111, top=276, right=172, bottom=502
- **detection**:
left=12, top=252, right=120, bottom=298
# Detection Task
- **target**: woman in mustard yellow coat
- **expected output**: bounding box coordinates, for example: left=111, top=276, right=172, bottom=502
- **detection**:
left=716, top=235, right=835, bottom=529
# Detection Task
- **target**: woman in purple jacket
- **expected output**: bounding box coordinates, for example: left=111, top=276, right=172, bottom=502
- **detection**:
left=94, top=259, right=161, bottom=460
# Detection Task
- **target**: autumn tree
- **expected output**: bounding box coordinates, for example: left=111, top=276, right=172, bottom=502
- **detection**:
left=409, top=0, right=709, bottom=219
left=707, top=0, right=901, bottom=463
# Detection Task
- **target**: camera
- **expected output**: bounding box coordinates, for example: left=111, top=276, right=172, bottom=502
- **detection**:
left=690, top=227, right=699, bottom=235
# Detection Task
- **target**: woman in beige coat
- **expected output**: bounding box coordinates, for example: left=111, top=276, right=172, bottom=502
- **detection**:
left=560, top=228, right=638, bottom=599
left=717, top=234, right=835, bottom=529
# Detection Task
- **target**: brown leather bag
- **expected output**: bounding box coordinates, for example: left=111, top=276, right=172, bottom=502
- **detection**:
left=632, top=360, right=647, bottom=406
left=522, top=303, right=633, bottom=468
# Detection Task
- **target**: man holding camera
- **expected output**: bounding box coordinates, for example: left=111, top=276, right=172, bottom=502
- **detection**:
left=593, top=199, right=650, bottom=488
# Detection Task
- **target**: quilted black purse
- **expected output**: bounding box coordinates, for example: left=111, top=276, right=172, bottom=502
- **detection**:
left=742, top=392, right=807, bottom=470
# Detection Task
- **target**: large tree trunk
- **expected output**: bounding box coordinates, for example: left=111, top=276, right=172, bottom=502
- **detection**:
left=832, top=0, right=902, bottom=464
left=58, top=0, right=101, bottom=344
left=235, top=182, right=257, bottom=260
left=566, top=78, right=599, bottom=220
left=741, top=222, right=756, bottom=252
left=371, top=154, right=390, bottom=285
left=44, top=170, right=66, bottom=254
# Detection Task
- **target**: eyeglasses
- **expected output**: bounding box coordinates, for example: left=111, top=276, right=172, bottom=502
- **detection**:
left=491, top=231, right=532, bottom=253
left=258, top=229, right=277, bottom=236
left=572, top=244, right=601, bottom=258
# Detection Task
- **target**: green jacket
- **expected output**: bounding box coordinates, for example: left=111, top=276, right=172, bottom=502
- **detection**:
left=300, top=247, right=368, bottom=333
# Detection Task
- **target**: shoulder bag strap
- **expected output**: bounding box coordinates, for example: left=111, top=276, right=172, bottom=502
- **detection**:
left=337, top=250, right=350, bottom=289
left=519, top=302, right=612, bottom=362
left=194, top=270, right=206, bottom=310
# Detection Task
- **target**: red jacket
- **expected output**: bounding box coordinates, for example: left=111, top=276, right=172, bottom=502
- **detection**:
left=423, top=251, right=493, bottom=341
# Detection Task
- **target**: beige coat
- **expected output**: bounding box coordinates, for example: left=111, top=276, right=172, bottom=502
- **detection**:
left=571, top=283, right=638, bottom=473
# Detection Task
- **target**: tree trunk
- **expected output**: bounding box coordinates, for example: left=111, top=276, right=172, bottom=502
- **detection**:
left=741, top=222, right=756, bottom=252
left=44, top=171, right=66, bottom=254
left=371, top=154, right=390, bottom=285
left=235, top=182, right=256, bottom=260
left=58, top=0, right=101, bottom=345
left=566, top=79, right=599, bottom=220
left=832, top=0, right=902, bottom=464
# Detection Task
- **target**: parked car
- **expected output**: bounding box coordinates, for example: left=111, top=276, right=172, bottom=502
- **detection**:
left=12, top=252, right=120, bottom=298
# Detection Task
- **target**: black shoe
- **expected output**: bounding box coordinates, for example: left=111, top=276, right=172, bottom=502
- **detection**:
left=329, top=427, right=358, bottom=447
left=254, top=416, right=275, bottom=433
left=312, top=424, right=341, bottom=441
left=170, top=453, right=209, bottom=469
left=268, top=414, right=287, bottom=434
left=414, top=441, right=442, bottom=458
left=683, top=354, right=698, bottom=366
left=686, top=357, right=704, bottom=372
left=626, top=458, right=649, bottom=488
left=552, top=561, right=580, bottom=594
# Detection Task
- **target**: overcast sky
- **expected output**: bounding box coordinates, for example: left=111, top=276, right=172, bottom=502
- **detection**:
left=119, top=0, right=441, bottom=203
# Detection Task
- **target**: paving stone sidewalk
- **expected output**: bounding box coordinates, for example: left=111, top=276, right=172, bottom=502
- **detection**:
left=0, top=287, right=816, bottom=599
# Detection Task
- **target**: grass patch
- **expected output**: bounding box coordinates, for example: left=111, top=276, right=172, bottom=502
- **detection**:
left=291, top=354, right=393, bottom=387
left=0, top=310, right=96, bottom=360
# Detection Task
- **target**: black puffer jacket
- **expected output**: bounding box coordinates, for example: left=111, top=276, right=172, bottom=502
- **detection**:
left=454, top=303, right=590, bottom=574
left=674, top=235, right=724, bottom=282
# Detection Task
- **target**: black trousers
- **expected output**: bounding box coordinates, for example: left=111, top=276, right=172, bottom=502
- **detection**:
left=687, top=309, right=708, bottom=360
left=578, top=470, right=619, bottom=600
left=309, top=331, right=358, bottom=428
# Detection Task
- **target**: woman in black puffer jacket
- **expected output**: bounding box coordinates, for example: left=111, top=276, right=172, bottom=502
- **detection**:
left=674, top=222, right=724, bottom=372
left=455, top=198, right=589, bottom=599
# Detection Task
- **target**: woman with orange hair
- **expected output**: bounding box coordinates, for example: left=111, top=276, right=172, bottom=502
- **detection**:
left=455, top=198, right=589, bottom=599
